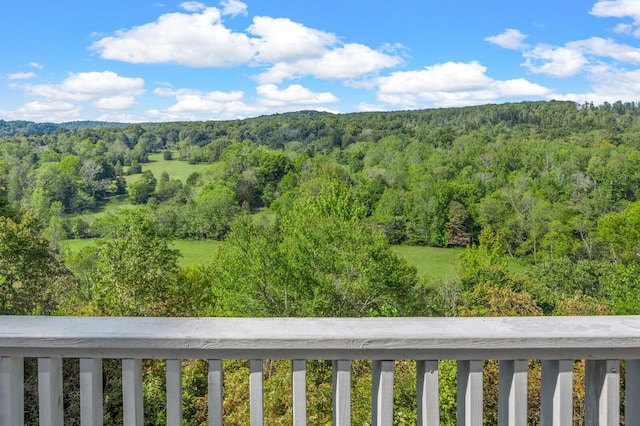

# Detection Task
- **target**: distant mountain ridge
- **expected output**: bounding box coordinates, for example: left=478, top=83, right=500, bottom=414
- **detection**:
left=0, top=101, right=619, bottom=138
left=0, top=120, right=130, bottom=137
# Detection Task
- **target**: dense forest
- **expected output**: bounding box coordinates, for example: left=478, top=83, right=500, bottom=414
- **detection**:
left=2, top=100, right=640, bottom=424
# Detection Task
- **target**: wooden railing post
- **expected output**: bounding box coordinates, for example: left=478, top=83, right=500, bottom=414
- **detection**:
left=498, top=360, right=527, bottom=426
left=541, top=360, right=573, bottom=426
left=372, top=360, right=394, bottom=426
left=166, top=359, right=183, bottom=426
left=292, top=360, right=306, bottom=426
left=122, top=359, right=143, bottom=426
left=332, top=360, right=351, bottom=426
left=0, top=356, right=24, bottom=426
left=625, top=359, right=640, bottom=425
left=250, top=359, right=263, bottom=426
left=417, top=360, right=439, bottom=426
left=208, top=359, right=223, bottom=426
left=80, top=358, right=103, bottom=426
left=457, top=360, right=483, bottom=426
left=38, top=357, right=63, bottom=426
left=585, top=360, right=619, bottom=426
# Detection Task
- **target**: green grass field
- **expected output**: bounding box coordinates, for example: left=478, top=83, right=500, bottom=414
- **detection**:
left=61, top=237, right=464, bottom=279
left=126, top=152, right=211, bottom=184
left=392, top=245, right=462, bottom=281
left=61, top=238, right=221, bottom=267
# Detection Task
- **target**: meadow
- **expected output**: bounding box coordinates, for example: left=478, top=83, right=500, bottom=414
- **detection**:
left=126, top=152, right=211, bottom=183
left=61, top=152, right=531, bottom=282
left=61, top=238, right=462, bottom=281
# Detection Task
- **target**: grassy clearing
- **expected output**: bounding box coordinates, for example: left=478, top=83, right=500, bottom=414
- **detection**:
left=171, top=239, right=220, bottom=266
left=61, top=238, right=221, bottom=267
left=393, top=245, right=462, bottom=281
left=76, top=194, right=134, bottom=224
left=76, top=153, right=210, bottom=224
left=251, top=208, right=277, bottom=225
left=61, top=237, right=467, bottom=280
left=126, top=152, right=211, bottom=184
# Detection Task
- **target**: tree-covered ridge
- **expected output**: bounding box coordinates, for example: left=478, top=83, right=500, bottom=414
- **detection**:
left=2, top=99, right=640, bottom=254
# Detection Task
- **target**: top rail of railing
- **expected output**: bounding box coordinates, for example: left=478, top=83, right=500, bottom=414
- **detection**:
left=1, top=315, right=640, bottom=360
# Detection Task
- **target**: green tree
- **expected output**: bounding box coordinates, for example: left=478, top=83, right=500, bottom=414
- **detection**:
left=128, top=170, right=157, bottom=204
left=210, top=179, right=419, bottom=317
left=188, top=183, right=239, bottom=239
left=598, top=201, right=640, bottom=263
left=91, top=210, right=182, bottom=316
left=0, top=209, right=75, bottom=314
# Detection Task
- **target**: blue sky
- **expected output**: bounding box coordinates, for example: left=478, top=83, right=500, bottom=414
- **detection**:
left=2, top=0, right=640, bottom=122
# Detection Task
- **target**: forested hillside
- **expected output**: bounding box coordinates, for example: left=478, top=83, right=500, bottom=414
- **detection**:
left=2, top=100, right=640, bottom=424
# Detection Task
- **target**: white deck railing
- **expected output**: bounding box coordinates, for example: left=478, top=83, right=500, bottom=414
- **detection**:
left=1, top=316, right=640, bottom=425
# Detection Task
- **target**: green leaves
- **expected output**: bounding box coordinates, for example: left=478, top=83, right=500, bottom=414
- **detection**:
left=598, top=201, right=640, bottom=263
left=0, top=209, right=75, bottom=314
left=209, top=179, right=419, bottom=317
left=92, top=209, right=182, bottom=316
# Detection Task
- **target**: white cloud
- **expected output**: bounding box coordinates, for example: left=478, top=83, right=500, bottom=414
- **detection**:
left=220, top=0, right=247, bottom=17
left=376, top=61, right=552, bottom=108
left=24, top=71, right=144, bottom=101
left=523, top=44, right=587, bottom=77
left=614, top=23, right=633, bottom=34
left=6, top=101, right=81, bottom=122
left=249, top=17, right=337, bottom=63
left=94, top=95, right=137, bottom=110
left=180, top=2, right=206, bottom=12
left=356, top=103, right=388, bottom=112
left=88, top=4, right=401, bottom=86
left=96, top=112, right=150, bottom=123
left=485, top=29, right=528, bottom=50
left=378, top=61, right=493, bottom=94
left=7, top=72, right=36, bottom=80
left=154, top=87, right=244, bottom=103
left=590, top=0, right=640, bottom=23
left=568, top=37, right=640, bottom=63
left=258, top=43, right=402, bottom=83
left=153, top=86, right=261, bottom=120
left=567, top=65, right=640, bottom=104
left=256, top=84, right=338, bottom=107
left=90, top=6, right=255, bottom=67
left=494, top=79, right=553, bottom=97
left=29, top=62, right=44, bottom=69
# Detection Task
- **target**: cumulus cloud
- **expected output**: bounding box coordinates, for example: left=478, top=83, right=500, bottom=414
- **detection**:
left=29, top=62, right=44, bottom=69
left=153, top=86, right=261, bottom=120
left=89, top=3, right=401, bottom=84
left=518, top=34, right=640, bottom=80
left=23, top=71, right=144, bottom=102
left=485, top=29, right=528, bottom=50
left=356, top=103, right=388, bottom=112
left=220, top=0, right=248, bottom=17
left=90, top=6, right=255, bottom=67
left=94, top=95, right=137, bottom=110
left=7, top=101, right=81, bottom=122
left=248, top=17, right=337, bottom=63
left=375, top=61, right=551, bottom=108
left=562, top=65, right=640, bottom=104
left=568, top=37, right=640, bottom=63
left=378, top=61, right=493, bottom=94
left=180, top=1, right=206, bottom=12
left=590, top=0, right=640, bottom=23
left=523, top=44, right=587, bottom=77
left=7, top=72, right=37, bottom=80
left=258, top=43, right=402, bottom=83
left=256, top=84, right=338, bottom=107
